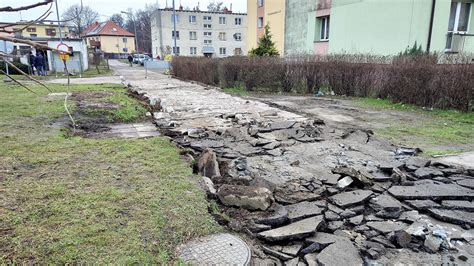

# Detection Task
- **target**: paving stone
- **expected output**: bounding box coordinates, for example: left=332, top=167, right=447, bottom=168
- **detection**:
left=304, top=253, right=318, bottom=266
left=441, top=200, right=474, bottom=211
left=324, top=210, right=341, bottom=221
left=388, top=180, right=474, bottom=200
left=327, top=203, right=343, bottom=214
left=178, top=233, right=251, bottom=265
left=330, top=190, right=374, bottom=207
left=399, top=210, right=422, bottom=223
left=255, top=204, right=289, bottom=227
left=327, top=221, right=344, bottom=231
left=378, top=162, right=405, bottom=173
left=427, top=208, right=474, bottom=227
left=366, top=221, right=408, bottom=234
left=257, top=216, right=324, bottom=242
left=315, top=239, right=363, bottom=266
left=218, top=185, right=273, bottom=211
left=286, top=201, right=324, bottom=222
left=336, top=176, right=353, bottom=189
left=371, top=236, right=396, bottom=249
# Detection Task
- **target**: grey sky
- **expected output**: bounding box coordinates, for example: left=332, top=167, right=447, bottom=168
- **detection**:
left=1, top=0, right=247, bottom=23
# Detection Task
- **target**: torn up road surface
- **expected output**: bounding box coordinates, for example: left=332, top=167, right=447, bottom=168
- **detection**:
left=111, top=60, right=474, bottom=265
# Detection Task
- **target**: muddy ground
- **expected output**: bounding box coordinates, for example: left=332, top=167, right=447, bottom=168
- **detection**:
left=56, top=61, right=473, bottom=265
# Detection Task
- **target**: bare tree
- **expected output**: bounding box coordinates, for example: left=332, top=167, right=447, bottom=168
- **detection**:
left=62, top=4, right=99, bottom=35
left=207, top=0, right=224, bottom=12
left=110, top=13, right=125, bottom=28
left=124, top=4, right=158, bottom=54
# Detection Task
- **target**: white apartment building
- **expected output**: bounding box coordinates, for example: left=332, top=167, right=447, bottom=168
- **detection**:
left=151, top=9, right=247, bottom=58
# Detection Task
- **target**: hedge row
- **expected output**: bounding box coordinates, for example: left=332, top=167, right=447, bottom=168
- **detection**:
left=172, top=55, right=473, bottom=111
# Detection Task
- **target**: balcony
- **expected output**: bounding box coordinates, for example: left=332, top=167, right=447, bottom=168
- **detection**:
left=446, top=33, right=474, bottom=53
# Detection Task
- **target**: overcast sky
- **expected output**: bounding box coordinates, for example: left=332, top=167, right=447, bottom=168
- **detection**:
left=1, top=0, right=247, bottom=22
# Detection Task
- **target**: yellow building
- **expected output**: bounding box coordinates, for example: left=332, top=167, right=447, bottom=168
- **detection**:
left=83, top=21, right=135, bottom=55
left=12, top=22, right=70, bottom=38
left=247, top=0, right=286, bottom=55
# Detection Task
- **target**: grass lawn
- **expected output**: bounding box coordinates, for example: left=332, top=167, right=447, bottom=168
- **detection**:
left=0, top=80, right=220, bottom=263
left=354, top=98, right=474, bottom=155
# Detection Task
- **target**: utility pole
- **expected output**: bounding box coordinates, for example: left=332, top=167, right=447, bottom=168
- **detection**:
left=172, top=0, right=177, bottom=55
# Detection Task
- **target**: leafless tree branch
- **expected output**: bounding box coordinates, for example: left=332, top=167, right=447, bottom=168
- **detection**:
left=0, top=70, right=37, bottom=94
left=0, top=0, right=53, bottom=12
left=3, top=60, right=52, bottom=92
left=0, top=35, right=71, bottom=54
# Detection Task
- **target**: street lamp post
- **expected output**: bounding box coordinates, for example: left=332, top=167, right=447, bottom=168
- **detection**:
left=121, top=11, right=138, bottom=53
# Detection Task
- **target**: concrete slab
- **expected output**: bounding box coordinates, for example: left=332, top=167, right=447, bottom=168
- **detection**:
left=434, top=152, right=474, bottom=170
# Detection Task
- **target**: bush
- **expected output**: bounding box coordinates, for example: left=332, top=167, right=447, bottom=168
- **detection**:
left=172, top=55, right=474, bottom=112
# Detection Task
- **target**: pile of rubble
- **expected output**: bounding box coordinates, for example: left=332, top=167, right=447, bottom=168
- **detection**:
left=128, top=85, right=473, bottom=265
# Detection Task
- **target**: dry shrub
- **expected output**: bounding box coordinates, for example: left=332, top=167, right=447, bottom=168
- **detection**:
left=172, top=55, right=473, bottom=111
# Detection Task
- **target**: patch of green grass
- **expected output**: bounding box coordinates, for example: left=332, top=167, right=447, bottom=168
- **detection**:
left=222, top=86, right=250, bottom=96
left=354, top=97, right=474, bottom=147
left=79, top=65, right=113, bottom=78
left=0, top=81, right=220, bottom=264
left=103, top=92, right=148, bottom=123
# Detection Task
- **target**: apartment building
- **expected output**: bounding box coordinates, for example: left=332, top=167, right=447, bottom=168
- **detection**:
left=151, top=8, right=247, bottom=58
left=247, top=0, right=286, bottom=55
left=248, top=0, right=474, bottom=56
left=9, top=21, right=70, bottom=39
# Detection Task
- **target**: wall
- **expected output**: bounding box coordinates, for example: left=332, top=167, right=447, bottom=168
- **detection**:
left=247, top=0, right=258, bottom=51
left=151, top=10, right=247, bottom=58
left=96, top=35, right=136, bottom=54
left=46, top=40, right=89, bottom=73
left=329, top=0, right=435, bottom=55
left=265, top=0, right=286, bottom=54
left=285, top=0, right=315, bottom=55
left=14, top=24, right=69, bottom=38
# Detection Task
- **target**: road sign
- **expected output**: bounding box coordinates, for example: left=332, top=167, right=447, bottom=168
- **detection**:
left=57, top=43, right=70, bottom=61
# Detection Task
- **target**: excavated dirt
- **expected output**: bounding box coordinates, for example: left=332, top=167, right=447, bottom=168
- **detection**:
left=112, top=61, right=474, bottom=265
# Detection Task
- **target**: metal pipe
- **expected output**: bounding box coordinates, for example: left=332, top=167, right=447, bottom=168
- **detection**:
left=427, top=0, right=436, bottom=53
left=54, top=0, right=63, bottom=42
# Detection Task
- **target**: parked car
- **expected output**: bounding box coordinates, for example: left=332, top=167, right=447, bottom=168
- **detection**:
left=139, top=55, right=151, bottom=66
left=132, top=54, right=140, bottom=64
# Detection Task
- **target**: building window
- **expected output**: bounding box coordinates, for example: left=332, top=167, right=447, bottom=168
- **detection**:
left=190, top=47, right=197, bottom=55
left=446, top=1, right=472, bottom=49
left=258, top=17, right=264, bottom=28
left=172, top=30, right=180, bottom=39
left=45, top=28, right=56, bottom=36
left=204, top=24, right=212, bottom=29
left=123, top=38, right=127, bottom=43
left=258, top=0, right=264, bottom=7
left=203, top=16, right=212, bottom=21
left=26, top=27, right=36, bottom=32
left=171, top=14, right=179, bottom=23
left=233, top=33, right=242, bottom=41
left=235, top=18, right=242, bottom=25
left=219, top=32, right=226, bottom=41
left=234, top=48, right=242, bottom=56
left=173, top=46, right=180, bottom=54
left=219, top=47, right=226, bottom=55
left=204, top=31, right=212, bottom=37
left=204, top=39, right=212, bottom=45
left=189, top=31, right=197, bottom=40
left=189, top=15, right=197, bottom=23
left=319, top=16, right=330, bottom=41
left=123, top=48, right=128, bottom=52
left=219, top=17, right=226, bottom=25
left=30, top=34, right=37, bottom=37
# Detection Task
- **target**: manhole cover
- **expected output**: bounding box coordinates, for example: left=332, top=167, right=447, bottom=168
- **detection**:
left=178, top=233, right=251, bottom=265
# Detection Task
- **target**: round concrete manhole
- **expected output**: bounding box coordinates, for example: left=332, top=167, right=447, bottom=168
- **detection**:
left=178, top=233, right=251, bottom=265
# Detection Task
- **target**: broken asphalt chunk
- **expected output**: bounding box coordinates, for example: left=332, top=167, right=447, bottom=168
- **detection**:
left=389, top=180, right=474, bottom=201
left=366, top=221, right=408, bottom=234
left=257, top=216, right=324, bottom=242
left=330, top=189, right=374, bottom=208
left=286, top=201, right=324, bottom=222
left=217, top=184, right=273, bottom=211
left=315, top=239, right=363, bottom=266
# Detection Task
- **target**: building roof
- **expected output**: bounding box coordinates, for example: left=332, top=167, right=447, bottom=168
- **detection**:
left=83, top=21, right=134, bottom=37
